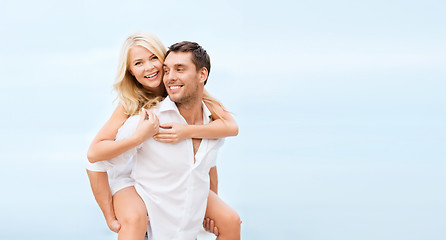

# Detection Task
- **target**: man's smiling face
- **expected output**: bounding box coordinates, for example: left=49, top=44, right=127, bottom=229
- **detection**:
left=163, top=51, right=204, bottom=104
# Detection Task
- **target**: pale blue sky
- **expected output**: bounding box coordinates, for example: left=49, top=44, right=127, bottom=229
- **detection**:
left=0, top=0, right=445, bottom=239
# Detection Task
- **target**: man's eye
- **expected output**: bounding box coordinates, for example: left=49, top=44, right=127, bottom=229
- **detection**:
left=164, top=69, right=169, bottom=73
left=177, top=68, right=183, bottom=71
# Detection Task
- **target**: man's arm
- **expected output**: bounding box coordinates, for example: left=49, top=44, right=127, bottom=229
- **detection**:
left=86, top=170, right=121, bottom=233
left=204, top=166, right=219, bottom=235
left=209, top=166, right=218, bottom=194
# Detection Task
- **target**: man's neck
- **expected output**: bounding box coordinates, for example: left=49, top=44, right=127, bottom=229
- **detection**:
left=149, top=85, right=166, bottom=98
left=177, top=94, right=203, bottom=125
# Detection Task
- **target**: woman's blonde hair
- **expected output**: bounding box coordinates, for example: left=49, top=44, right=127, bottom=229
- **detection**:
left=202, top=89, right=229, bottom=120
left=114, top=31, right=229, bottom=118
left=113, top=31, right=167, bottom=116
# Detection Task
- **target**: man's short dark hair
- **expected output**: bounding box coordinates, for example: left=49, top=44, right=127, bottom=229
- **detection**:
left=166, top=41, right=211, bottom=85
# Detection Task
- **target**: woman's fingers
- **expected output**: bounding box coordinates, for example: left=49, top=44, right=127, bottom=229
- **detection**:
left=147, top=110, right=154, bottom=122
left=159, top=123, right=173, bottom=129
left=144, top=108, right=151, bottom=120
left=153, top=137, right=175, bottom=143
left=139, top=108, right=146, bottom=122
left=154, top=133, right=177, bottom=140
left=157, top=128, right=174, bottom=134
left=150, top=111, right=159, bottom=128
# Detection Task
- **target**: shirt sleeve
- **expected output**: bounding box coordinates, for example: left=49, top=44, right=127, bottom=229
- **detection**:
left=85, top=115, right=142, bottom=172
left=86, top=160, right=113, bottom=172
left=116, top=115, right=139, bottom=140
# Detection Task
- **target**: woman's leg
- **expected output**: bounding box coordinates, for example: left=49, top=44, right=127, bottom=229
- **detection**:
left=113, top=186, right=148, bottom=240
left=205, top=190, right=241, bottom=240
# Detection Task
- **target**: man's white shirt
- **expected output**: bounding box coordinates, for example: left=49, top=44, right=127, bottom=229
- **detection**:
left=87, top=96, right=224, bottom=240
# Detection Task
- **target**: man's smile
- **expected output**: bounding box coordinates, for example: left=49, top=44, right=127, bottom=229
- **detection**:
left=167, top=84, right=184, bottom=93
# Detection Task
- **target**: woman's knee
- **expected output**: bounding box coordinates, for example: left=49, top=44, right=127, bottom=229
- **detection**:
left=216, top=211, right=241, bottom=240
left=220, top=210, right=241, bottom=229
left=228, top=211, right=241, bottom=227
left=113, top=187, right=148, bottom=228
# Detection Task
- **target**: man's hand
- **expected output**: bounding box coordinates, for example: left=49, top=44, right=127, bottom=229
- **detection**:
left=203, top=217, right=219, bottom=236
left=107, top=218, right=121, bottom=233
left=153, top=122, right=189, bottom=143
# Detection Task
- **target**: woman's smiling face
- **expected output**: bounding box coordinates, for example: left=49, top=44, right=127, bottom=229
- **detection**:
left=128, top=45, right=164, bottom=93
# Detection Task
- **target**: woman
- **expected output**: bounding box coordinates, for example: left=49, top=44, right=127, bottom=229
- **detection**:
left=86, top=31, right=241, bottom=240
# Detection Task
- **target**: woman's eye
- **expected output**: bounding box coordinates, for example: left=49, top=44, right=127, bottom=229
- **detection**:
left=135, top=62, right=141, bottom=66
left=152, top=56, right=158, bottom=60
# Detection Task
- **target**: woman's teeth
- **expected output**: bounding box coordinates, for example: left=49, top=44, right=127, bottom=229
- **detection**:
left=145, top=72, right=158, bottom=78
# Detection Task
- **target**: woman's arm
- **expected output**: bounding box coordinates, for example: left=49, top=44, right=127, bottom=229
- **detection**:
left=86, top=170, right=121, bottom=233
left=189, top=102, right=239, bottom=138
left=87, top=105, right=158, bottom=163
left=209, top=166, right=218, bottom=194
left=154, top=103, right=238, bottom=143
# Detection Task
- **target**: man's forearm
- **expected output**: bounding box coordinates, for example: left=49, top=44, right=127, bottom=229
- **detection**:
left=86, top=170, right=116, bottom=223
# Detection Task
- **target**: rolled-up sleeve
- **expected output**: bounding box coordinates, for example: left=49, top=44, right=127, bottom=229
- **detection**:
left=85, top=115, right=141, bottom=172
left=86, top=115, right=142, bottom=194
left=86, top=161, right=113, bottom=172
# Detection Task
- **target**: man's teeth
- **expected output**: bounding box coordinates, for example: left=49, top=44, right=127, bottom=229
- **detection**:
left=145, top=72, right=158, bottom=78
left=170, top=86, right=182, bottom=90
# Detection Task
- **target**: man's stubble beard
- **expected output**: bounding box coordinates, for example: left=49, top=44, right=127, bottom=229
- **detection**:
left=171, top=83, right=200, bottom=107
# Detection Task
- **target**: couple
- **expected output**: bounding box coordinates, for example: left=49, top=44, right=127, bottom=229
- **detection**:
left=86, top=31, right=241, bottom=240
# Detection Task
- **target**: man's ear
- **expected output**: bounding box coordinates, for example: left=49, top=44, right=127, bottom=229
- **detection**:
left=198, top=67, right=208, bottom=84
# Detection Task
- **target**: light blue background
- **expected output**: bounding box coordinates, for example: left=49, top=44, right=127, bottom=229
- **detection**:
left=0, top=0, right=445, bottom=239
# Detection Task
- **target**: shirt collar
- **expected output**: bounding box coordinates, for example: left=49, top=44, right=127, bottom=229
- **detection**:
left=158, top=96, right=178, bottom=113
left=159, top=96, right=212, bottom=124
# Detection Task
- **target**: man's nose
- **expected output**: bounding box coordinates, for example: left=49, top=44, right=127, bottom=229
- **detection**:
left=167, top=71, right=178, bottom=81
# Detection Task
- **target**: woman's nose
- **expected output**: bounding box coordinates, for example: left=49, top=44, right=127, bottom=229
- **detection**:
left=144, top=61, right=155, bottom=70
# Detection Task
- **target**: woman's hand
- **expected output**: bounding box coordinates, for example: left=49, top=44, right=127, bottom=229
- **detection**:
left=132, top=108, right=159, bottom=144
left=153, top=122, right=189, bottom=143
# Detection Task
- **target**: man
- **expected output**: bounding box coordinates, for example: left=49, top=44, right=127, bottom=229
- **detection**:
left=88, top=41, right=228, bottom=239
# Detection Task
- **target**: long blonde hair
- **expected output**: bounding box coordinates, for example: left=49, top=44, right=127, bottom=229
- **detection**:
left=202, top=89, right=229, bottom=120
left=113, top=31, right=166, bottom=116
left=114, top=31, right=229, bottom=118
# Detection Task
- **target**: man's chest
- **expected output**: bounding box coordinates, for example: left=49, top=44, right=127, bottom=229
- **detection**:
left=138, top=138, right=207, bottom=168
left=192, top=138, right=202, bottom=156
